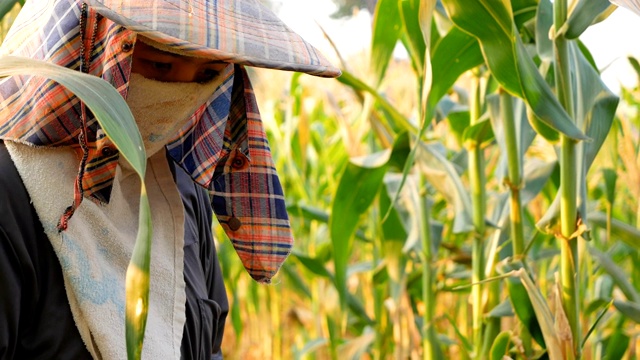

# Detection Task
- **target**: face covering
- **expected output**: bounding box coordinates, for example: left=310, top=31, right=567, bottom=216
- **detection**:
left=125, top=72, right=224, bottom=157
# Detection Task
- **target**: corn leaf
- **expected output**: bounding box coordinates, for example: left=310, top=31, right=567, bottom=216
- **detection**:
left=330, top=133, right=410, bottom=308
left=602, top=330, right=631, bottom=360
left=588, top=212, right=640, bottom=249
left=564, top=0, right=614, bottom=39
left=502, top=263, right=546, bottom=348
left=613, top=300, right=640, bottom=324
left=0, top=0, right=22, bottom=21
left=513, top=268, right=563, bottom=360
left=370, top=0, right=402, bottom=87
left=489, top=331, right=513, bottom=360
left=441, top=0, right=587, bottom=141
left=589, top=247, right=640, bottom=303
left=0, top=55, right=150, bottom=360
left=381, top=173, right=443, bottom=254
left=536, top=42, right=619, bottom=234
left=463, top=117, right=495, bottom=147
left=602, top=168, right=618, bottom=206
left=336, top=70, right=417, bottom=134
left=512, top=0, right=539, bottom=26
left=536, top=0, right=554, bottom=60
left=416, top=142, right=474, bottom=233
left=399, top=0, right=426, bottom=76
left=427, top=26, right=484, bottom=119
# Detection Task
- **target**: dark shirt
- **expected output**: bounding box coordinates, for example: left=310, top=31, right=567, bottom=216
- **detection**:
left=0, top=142, right=228, bottom=360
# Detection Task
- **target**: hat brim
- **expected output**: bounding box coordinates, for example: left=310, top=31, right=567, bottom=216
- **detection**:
left=87, top=0, right=341, bottom=78
left=610, top=0, right=640, bottom=16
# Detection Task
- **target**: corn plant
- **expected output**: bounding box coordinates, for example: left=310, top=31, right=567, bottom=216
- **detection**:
left=305, top=0, right=630, bottom=358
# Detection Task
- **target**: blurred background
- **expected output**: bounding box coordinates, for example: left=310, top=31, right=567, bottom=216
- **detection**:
left=220, top=1, right=640, bottom=359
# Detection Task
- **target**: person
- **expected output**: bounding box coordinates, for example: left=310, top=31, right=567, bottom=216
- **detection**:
left=0, top=0, right=340, bottom=359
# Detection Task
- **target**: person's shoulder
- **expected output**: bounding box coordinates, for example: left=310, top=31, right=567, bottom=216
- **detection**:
left=0, top=141, right=38, bottom=228
left=0, top=141, right=27, bottom=201
left=0, top=140, right=51, bottom=265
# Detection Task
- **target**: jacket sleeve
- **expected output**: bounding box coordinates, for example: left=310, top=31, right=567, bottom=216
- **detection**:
left=173, top=156, right=229, bottom=359
left=0, top=224, right=22, bottom=359
left=197, top=180, right=229, bottom=359
left=0, top=141, right=34, bottom=359
left=0, top=142, right=92, bottom=360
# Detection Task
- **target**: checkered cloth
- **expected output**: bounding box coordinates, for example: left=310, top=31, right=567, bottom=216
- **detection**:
left=87, top=0, right=341, bottom=77
left=609, top=0, right=640, bottom=15
left=0, top=0, right=296, bottom=282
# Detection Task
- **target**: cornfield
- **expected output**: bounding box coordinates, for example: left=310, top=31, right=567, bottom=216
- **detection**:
left=2, top=0, right=640, bottom=359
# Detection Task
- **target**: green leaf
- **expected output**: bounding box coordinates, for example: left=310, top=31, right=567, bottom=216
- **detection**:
left=502, top=264, right=546, bottom=348
left=613, top=300, right=640, bottom=324
left=370, top=0, right=403, bottom=86
left=416, top=142, right=474, bottom=233
left=379, top=177, right=409, bottom=244
left=445, top=107, right=470, bottom=145
left=0, top=55, right=150, bottom=360
left=399, top=0, right=426, bottom=76
left=428, top=26, right=484, bottom=118
left=535, top=0, right=554, bottom=60
left=377, top=0, right=437, bottom=234
left=602, top=168, right=618, bottom=206
left=536, top=42, right=619, bottom=234
left=346, top=292, right=375, bottom=325
left=295, top=338, right=328, bottom=359
left=512, top=268, right=563, bottom=359
left=0, top=0, right=22, bottom=21
left=292, top=252, right=333, bottom=279
left=330, top=134, right=409, bottom=308
left=486, top=299, right=514, bottom=318
left=582, top=299, right=613, bottom=347
left=280, top=262, right=312, bottom=299
left=0, top=56, right=146, bottom=171
left=443, top=312, right=473, bottom=354
left=382, top=173, right=443, bottom=254
left=292, top=254, right=373, bottom=324
left=564, top=0, right=614, bottom=39
left=463, top=117, right=494, bottom=147
left=602, top=330, right=630, bottom=360
left=512, top=0, right=539, bottom=27
left=125, top=190, right=151, bottom=360
left=441, top=0, right=587, bottom=141
left=629, top=56, right=640, bottom=81
left=589, top=247, right=640, bottom=303
left=527, top=109, right=560, bottom=143
left=336, top=70, right=417, bottom=134
left=589, top=212, right=640, bottom=249
left=490, top=331, right=513, bottom=360
left=286, top=203, right=329, bottom=223
left=577, top=39, right=599, bottom=71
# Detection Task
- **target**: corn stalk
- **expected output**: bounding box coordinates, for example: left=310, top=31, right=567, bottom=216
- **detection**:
left=553, top=0, right=580, bottom=357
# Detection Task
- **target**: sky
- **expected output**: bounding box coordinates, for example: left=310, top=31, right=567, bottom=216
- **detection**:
left=272, top=0, right=640, bottom=93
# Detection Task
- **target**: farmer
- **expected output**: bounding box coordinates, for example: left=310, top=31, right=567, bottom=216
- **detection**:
left=0, top=0, right=339, bottom=359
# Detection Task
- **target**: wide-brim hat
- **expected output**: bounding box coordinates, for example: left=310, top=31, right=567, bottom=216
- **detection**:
left=87, top=0, right=341, bottom=78
left=610, top=0, right=640, bottom=15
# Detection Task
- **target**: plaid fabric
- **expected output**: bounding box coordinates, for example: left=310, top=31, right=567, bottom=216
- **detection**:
left=609, top=0, right=640, bottom=15
left=0, top=0, right=292, bottom=283
left=87, top=0, right=341, bottom=78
